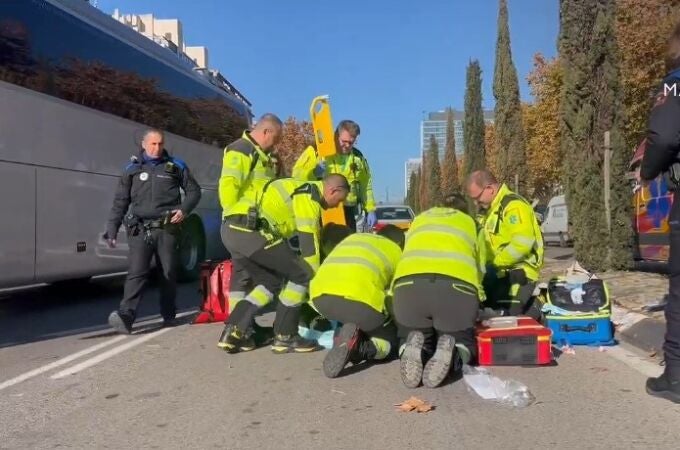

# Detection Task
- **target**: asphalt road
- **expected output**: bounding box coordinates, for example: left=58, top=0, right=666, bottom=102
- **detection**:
left=2, top=247, right=680, bottom=449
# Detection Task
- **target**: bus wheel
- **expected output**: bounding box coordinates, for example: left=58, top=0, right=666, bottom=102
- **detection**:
left=177, top=218, right=205, bottom=282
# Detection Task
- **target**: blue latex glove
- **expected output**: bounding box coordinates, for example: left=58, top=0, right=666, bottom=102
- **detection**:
left=313, top=160, right=326, bottom=179
left=366, top=211, right=377, bottom=228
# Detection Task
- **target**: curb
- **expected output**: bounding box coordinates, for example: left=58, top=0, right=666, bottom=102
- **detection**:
left=612, top=306, right=665, bottom=356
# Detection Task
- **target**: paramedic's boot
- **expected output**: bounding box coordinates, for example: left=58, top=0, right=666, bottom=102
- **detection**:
left=646, top=369, right=680, bottom=404
left=252, top=322, right=275, bottom=347
left=454, top=342, right=472, bottom=372
left=217, top=302, right=258, bottom=353
left=323, top=323, right=361, bottom=378
left=400, top=331, right=425, bottom=388
left=271, top=334, right=321, bottom=354
left=423, top=335, right=455, bottom=388
left=108, top=311, right=133, bottom=335
left=217, top=324, right=255, bottom=353
left=271, top=302, right=321, bottom=354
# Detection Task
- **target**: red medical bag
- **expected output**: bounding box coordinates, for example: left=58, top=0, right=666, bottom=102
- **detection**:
left=193, top=260, right=231, bottom=324
left=476, top=317, right=553, bottom=366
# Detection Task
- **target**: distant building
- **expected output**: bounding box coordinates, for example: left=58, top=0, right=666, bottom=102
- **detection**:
left=420, top=109, right=495, bottom=158
left=112, top=9, right=208, bottom=68
left=404, top=158, right=422, bottom=194
left=111, top=9, right=249, bottom=106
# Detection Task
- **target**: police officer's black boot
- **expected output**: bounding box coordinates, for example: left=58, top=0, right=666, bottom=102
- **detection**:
left=108, top=310, right=133, bottom=335
left=646, top=367, right=680, bottom=404
left=271, top=303, right=320, bottom=354
left=217, top=302, right=258, bottom=353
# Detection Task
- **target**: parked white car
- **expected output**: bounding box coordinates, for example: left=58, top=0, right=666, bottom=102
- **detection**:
left=541, top=195, right=572, bottom=247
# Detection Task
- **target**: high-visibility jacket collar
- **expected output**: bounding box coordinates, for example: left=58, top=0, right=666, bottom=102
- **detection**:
left=488, top=183, right=511, bottom=215
left=242, top=130, right=264, bottom=153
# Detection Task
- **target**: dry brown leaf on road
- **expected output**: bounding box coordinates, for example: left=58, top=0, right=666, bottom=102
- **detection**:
left=394, top=396, right=434, bottom=413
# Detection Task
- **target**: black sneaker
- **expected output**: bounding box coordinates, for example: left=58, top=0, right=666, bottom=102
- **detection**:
left=422, top=335, right=455, bottom=388
left=271, top=334, right=321, bottom=354
left=217, top=324, right=253, bottom=354
left=162, top=317, right=178, bottom=328
left=323, top=323, right=360, bottom=378
left=646, top=372, right=680, bottom=404
left=252, top=323, right=275, bottom=347
left=239, top=334, right=256, bottom=352
left=400, top=331, right=425, bottom=388
left=108, top=311, right=132, bottom=335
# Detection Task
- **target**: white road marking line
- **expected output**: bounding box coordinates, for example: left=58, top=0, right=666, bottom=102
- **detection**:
left=605, top=345, right=664, bottom=378
left=50, top=327, right=171, bottom=380
left=50, top=310, right=195, bottom=380
left=0, top=335, right=127, bottom=392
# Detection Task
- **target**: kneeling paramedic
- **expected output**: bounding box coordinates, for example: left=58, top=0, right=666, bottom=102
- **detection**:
left=309, top=225, right=405, bottom=378
left=105, top=129, right=201, bottom=334
left=392, top=194, right=486, bottom=388
left=217, top=174, right=350, bottom=354
left=465, top=170, right=544, bottom=318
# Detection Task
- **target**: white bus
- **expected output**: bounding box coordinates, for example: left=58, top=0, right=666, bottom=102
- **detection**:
left=0, top=0, right=252, bottom=288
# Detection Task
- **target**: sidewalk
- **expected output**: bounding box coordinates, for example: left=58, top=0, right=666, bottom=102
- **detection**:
left=540, top=256, right=668, bottom=356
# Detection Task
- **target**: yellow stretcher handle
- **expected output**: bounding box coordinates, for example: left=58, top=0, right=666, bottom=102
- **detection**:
left=310, top=95, right=346, bottom=226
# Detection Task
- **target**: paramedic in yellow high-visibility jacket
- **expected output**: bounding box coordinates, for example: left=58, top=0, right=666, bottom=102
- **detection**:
left=217, top=174, right=350, bottom=355
left=392, top=194, right=486, bottom=389
left=218, top=114, right=282, bottom=315
left=310, top=225, right=405, bottom=379
left=465, top=169, right=544, bottom=318
left=291, top=120, right=376, bottom=231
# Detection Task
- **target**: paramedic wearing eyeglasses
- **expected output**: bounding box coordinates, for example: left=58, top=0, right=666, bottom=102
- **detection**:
left=465, top=169, right=544, bottom=318
left=291, top=120, right=376, bottom=231
left=639, top=21, right=680, bottom=404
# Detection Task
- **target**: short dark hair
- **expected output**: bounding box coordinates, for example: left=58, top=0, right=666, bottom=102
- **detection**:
left=441, top=192, right=470, bottom=214
left=336, top=120, right=361, bottom=137
left=377, top=224, right=405, bottom=250
left=320, top=223, right=352, bottom=258
left=323, top=173, right=350, bottom=191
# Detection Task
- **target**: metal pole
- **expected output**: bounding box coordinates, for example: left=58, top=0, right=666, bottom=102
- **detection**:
left=604, top=131, right=611, bottom=234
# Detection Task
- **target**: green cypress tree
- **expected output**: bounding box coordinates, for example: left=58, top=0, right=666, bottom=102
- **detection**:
left=463, top=60, right=486, bottom=179
left=418, top=151, right=429, bottom=211
left=441, top=107, right=460, bottom=195
left=406, top=170, right=417, bottom=211
left=414, top=166, right=422, bottom=213
left=427, top=134, right=443, bottom=206
left=559, top=0, right=632, bottom=270
left=493, top=0, right=527, bottom=192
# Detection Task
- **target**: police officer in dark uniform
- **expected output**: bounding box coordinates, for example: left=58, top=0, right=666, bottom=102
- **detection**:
left=106, top=129, right=201, bottom=334
left=641, top=22, right=680, bottom=403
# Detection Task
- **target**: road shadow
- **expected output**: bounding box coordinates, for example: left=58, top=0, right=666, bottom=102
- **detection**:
left=0, top=276, right=200, bottom=348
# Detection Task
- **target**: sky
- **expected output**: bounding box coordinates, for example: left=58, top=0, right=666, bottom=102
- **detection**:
left=97, top=0, right=560, bottom=203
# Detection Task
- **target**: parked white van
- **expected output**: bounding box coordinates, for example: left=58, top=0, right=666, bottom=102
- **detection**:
left=541, top=195, right=572, bottom=247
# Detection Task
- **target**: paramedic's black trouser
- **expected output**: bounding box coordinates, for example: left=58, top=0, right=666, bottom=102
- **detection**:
left=392, top=274, right=479, bottom=357
left=665, top=199, right=680, bottom=375
left=313, top=294, right=397, bottom=345
left=344, top=205, right=358, bottom=232
left=119, top=228, right=177, bottom=321
left=483, top=268, right=539, bottom=318
left=221, top=219, right=314, bottom=335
